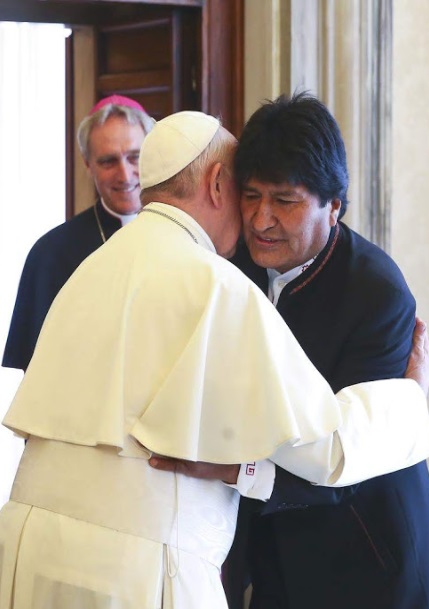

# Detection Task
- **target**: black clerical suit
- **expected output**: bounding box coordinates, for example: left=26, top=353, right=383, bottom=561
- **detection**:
left=226, top=221, right=429, bottom=609
left=2, top=201, right=121, bottom=371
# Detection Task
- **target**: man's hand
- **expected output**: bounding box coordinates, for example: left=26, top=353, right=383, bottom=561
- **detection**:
left=405, top=317, right=429, bottom=395
left=149, top=455, right=240, bottom=484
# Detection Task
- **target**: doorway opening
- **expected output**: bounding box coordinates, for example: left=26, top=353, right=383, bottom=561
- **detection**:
left=0, top=21, right=68, bottom=506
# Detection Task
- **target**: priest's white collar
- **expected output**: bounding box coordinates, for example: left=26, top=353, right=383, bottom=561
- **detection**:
left=100, top=198, right=138, bottom=226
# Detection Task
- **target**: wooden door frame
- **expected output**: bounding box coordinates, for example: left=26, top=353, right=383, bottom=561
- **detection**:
left=201, top=0, right=244, bottom=134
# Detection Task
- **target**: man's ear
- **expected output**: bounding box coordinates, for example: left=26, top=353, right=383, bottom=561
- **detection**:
left=208, top=162, right=223, bottom=210
left=83, top=158, right=93, bottom=176
left=330, top=198, right=342, bottom=225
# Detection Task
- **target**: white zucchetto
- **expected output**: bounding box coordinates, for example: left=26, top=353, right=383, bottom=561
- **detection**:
left=139, top=111, right=220, bottom=189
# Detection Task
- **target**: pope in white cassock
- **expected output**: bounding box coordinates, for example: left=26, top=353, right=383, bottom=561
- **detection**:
left=0, top=111, right=428, bottom=609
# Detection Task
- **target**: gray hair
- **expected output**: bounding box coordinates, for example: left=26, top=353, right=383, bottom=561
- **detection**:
left=77, top=104, right=155, bottom=161
left=141, top=125, right=236, bottom=202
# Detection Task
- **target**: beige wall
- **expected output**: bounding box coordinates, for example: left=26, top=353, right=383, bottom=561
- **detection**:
left=392, top=0, right=429, bottom=322
left=244, top=0, right=283, bottom=120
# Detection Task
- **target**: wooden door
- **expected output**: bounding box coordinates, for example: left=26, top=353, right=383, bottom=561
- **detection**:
left=94, top=6, right=201, bottom=120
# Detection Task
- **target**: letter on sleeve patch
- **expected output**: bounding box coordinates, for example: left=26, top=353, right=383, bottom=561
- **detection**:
left=246, top=462, right=256, bottom=476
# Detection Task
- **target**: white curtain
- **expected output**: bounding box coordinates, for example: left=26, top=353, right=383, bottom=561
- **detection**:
left=0, top=22, right=67, bottom=506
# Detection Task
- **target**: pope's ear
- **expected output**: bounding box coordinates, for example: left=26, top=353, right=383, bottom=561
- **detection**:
left=208, top=162, right=223, bottom=209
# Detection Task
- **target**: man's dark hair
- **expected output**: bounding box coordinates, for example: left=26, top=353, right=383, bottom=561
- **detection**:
left=235, top=91, right=349, bottom=218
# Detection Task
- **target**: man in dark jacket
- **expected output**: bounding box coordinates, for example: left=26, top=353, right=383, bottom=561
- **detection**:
left=223, top=92, right=429, bottom=609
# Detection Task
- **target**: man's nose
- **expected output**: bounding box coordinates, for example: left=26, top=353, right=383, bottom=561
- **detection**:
left=251, top=200, right=276, bottom=231
left=117, top=160, right=135, bottom=182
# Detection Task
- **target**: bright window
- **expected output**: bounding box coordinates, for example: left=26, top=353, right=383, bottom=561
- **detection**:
left=0, top=22, right=68, bottom=506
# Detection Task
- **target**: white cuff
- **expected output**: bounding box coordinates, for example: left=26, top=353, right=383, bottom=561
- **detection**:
left=228, top=459, right=275, bottom=500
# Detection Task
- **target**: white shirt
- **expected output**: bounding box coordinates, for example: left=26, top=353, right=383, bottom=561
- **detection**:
left=267, top=258, right=316, bottom=306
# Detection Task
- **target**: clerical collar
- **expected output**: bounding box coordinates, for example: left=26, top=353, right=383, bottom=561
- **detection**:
left=268, top=257, right=317, bottom=306
left=140, top=202, right=216, bottom=253
left=100, top=198, right=138, bottom=226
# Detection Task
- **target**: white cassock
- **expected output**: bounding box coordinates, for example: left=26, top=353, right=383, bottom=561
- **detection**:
left=0, top=202, right=428, bottom=609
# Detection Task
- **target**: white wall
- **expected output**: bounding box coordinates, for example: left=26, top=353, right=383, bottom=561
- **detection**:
left=392, top=0, right=429, bottom=322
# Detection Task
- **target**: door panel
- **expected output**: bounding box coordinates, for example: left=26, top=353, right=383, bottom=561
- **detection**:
left=95, top=7, right=200, bottom=120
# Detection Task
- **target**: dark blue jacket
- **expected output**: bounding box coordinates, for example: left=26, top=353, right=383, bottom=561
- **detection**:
left=225, top=222, right=429, bottom=609
left=2, top=201, right=121, bottom=371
